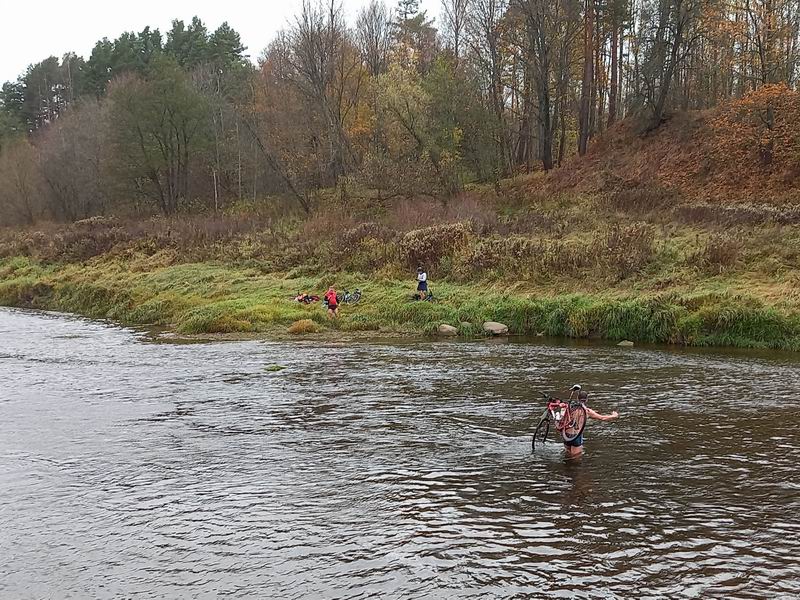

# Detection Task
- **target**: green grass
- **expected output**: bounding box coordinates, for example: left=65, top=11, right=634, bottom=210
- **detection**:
left=2, top=255, right=800, bottom=350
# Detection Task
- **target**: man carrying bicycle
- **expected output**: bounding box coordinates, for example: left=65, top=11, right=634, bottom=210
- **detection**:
left=564, top=385, right=619, bottom=459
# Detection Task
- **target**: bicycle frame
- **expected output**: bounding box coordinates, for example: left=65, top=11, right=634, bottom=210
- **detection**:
left=541, top=395, right=586, bottom=432
left=543, top=399, right=573, bottom=433
left=340, top=289, right=361, bottom=304
left=533, top=393, right=587, bottom=449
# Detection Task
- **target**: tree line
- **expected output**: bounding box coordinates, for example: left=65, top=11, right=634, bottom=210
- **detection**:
left=1, top=0, right=798, bottom=226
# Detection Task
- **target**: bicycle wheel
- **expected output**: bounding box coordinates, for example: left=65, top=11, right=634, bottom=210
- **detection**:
left=532, top=418, right=550, bottom=450
left=561, top=405, right=587, bottom=442
left=351, top=291, right=361, bottom=303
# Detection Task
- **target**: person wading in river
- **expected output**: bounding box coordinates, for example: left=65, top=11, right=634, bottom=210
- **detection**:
left=565, top=385, right=619, bottom=459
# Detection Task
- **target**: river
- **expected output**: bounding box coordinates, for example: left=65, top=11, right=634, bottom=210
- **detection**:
left=1, top=307, right=799, bottom=598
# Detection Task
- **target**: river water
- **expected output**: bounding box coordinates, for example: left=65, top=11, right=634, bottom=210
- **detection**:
left=1, top=307, right=799, bottom=599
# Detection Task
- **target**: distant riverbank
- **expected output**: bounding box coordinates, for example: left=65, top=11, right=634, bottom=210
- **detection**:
left=2, top=255, right=799, bottom=351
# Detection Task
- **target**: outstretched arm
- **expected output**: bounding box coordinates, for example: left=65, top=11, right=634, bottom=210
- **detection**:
left=586, top=407, right=619, bottom=421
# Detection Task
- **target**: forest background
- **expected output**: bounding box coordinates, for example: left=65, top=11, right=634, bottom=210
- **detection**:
left=1, top=0, right=800, bottom=348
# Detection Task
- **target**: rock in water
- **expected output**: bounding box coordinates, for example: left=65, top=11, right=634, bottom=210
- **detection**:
left=617, top=340, right=635, bottom=347
left=483, top=321, right=509, bottom=335
left=438, top=324, right=458, bottom=336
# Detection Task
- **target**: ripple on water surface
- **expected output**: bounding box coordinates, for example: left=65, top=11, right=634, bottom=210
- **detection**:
left=1, top=307, right=800, bottom=599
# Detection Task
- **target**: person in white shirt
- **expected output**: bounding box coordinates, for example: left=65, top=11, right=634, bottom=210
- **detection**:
left=416, top=266, right=428, bottom=300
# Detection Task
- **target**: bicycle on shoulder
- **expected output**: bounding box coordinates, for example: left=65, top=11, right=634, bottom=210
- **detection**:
left=532, top=388, right=588, bottom=450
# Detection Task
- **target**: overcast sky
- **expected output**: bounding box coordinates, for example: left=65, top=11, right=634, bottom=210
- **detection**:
left=1, top=0, right=441, bottom=84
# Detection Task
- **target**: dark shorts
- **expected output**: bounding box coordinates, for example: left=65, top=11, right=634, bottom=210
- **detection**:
left=327, top=302, right=338, bottom=310
left=564, top=432, right=584, bottom=448
left=417, top=281, right=428, bottom=292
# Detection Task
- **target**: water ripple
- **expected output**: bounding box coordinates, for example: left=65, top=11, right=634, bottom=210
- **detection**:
left=1, top=307, right=800, bottom=598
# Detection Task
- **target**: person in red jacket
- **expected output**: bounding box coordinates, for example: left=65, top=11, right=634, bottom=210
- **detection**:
left=324, top=287, right=339, bottom=319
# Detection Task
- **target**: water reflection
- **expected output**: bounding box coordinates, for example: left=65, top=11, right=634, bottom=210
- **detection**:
left=1, top=307, right=799, bottom=598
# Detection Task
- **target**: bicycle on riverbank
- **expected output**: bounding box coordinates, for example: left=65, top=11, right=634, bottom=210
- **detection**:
left=337, top=289, right=362, bottom=304
left=410, top=288, right=435, bottom=302
left=532, top=393, right=587, bottom=450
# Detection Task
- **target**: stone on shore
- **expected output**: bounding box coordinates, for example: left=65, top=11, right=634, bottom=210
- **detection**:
left=617, top=340, right=635, bottom=347
left=483, top=321, right=509, bottom=335
left=438, top=324, right=458, bottom=336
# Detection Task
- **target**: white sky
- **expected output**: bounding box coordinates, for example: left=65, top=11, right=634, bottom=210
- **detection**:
left=1, top=0, right=441, bottom=83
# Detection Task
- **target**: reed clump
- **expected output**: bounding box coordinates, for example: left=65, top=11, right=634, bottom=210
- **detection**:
left=288, top=319, right=320, bottom=335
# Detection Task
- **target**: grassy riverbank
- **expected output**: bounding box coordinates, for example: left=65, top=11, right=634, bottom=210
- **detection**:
left=3, top=95, right=800, bottom=351
left=2, top=252, right=800, bottom=350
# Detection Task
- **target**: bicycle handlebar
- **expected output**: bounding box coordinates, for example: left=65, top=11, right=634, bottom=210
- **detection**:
left=540, top=392, right=580, bottom=407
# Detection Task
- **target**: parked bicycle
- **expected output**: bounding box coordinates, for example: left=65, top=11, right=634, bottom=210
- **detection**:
left=337, top=289, right=362, bottom=304
left=532, top=392, right=587, bottom=450
left=410, top=288, right=435, bottom=302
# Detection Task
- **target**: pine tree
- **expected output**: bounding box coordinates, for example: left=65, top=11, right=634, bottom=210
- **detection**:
left=165, top=17, right=210, bottom=68
left=209, top=22, right=247, bottom=69
left=397, top=0, right=420, bottom=21
left=84, top=39, right=114, bottom=96
left=0, top=103, right=24, bottom=151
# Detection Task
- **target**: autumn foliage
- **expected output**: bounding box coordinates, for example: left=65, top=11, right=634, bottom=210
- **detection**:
left=710, top=85, right=800, bottom=189
left=552, top=86, right=800, bottom=205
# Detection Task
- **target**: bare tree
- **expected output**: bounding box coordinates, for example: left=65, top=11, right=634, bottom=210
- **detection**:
left=743, top=0, right=800, bottom=85
left=442, top=0, right=471, bottom=60
left=514, top=0, right=580, bottom=170
left=578, top=0, right=594, bottom=155
left=607, top=0, right=623, bottom=126
left=638, top=0, right=703, bottom=131
left=38, top=99, right=109, bottom=221
left=357, top=0, right=393, bottom=76
left=287, top=0, right=365, bottom=182
left=0, top=138, right=43, bottom=225
left=469, top=0, right=511, bottom=173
